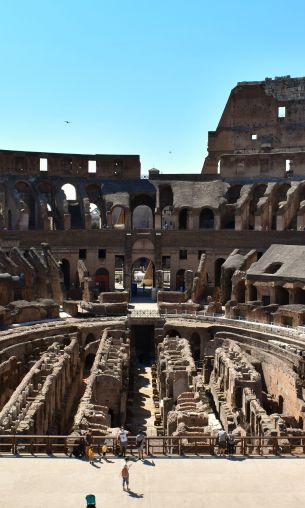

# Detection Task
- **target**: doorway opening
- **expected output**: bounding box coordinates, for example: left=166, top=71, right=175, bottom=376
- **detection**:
left=131, top=257, right=155, bottom=300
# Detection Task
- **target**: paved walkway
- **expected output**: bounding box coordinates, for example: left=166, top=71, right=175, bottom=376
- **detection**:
left=1, top=456, right=305, bottom=507
left=126, top=364, right=157, bottom=436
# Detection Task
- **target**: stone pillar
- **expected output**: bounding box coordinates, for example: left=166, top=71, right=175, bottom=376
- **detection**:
left=84, top=213, right=91, bottom=230
left=214, top=213, right=221, bottom=230
left=18, top=211, right=29, bottom=231
left=297, top=213, right=305, bottom=230
left=192, top=211, right=199, bottom=230
left=235, top=213, right=243, bottom=231
left=185, top=270, right=193, bottom=297
left=154, top=209, right=161, bottom=229
left=276, top=214, right=284, bottom=231
left=63, top=214, right=71, bottom=230
left=187, top=210, right=193, bottom=230
left=155, top=270, right=163, bottom=290
left=125, top=210, right=132, bottom=230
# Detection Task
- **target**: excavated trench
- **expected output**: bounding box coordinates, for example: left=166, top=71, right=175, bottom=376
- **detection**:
left=126, top=325, right=157, bottom=435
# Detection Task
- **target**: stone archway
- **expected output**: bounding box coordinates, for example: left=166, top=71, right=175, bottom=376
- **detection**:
left=176, top=269, right=185, bottom=291
left=95, top=268, right=109, bottom=292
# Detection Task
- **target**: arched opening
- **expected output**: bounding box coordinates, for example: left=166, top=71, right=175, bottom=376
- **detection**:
left=226, top=185, right=242, bottom=204
left=294, top=288, right=305, bottom=304
left=85, top=333, right=96, bottom=345
left=95, top=268, right=109, bottom=292
left=46, top=203, right=56, bottom=230
left=179, top=208, right=190, bottom=230
left=15, top=181, right=36, bottom=229
left=115, top=255, right=124, bottom=290
left=131, top=194, right=155, bottom=229
left=89, top=203, right=101, bottom=229
left=86, top=184, right=105, bottom=227
left=221, top=211, right=235, bottom=229
left=7, top=209, right=12, bottom=229
left=162, top=205, right=174, bottom=229
left=278, top=395, right=284, bottom=414
left=61, top=183, right=83, bottom=229
left=249, top=184, right=267, bottom=229
left=176, top=269, right=185, bottom=291
left=61, top=259, right=70, bottom=291
left=236, top=281, right=245, bottom=303
left=132, top=205, right=153, bottom=229
left=0, top=185, right=7, bottom=229
left=160, top=185, right=174, bottom=229
left=84, top=353, right=95, bottom=376
left=271, top=184, right=290, bottom=230
left=159, top=185, right=173, bottom=209
left=166, top=330, right=181, bottom=338
left=248, top=284, right=258, bottom=301
left=131, top=258, right=154, bottom=298
left=215, top=258, right=225, bottom=287
left=111, top=206, right=126, bottom=229
left=199, top=208, right=214, bottom=229
left=190, top=332, right=201, bottom=362
left=275, top=286, right=290, bottom=305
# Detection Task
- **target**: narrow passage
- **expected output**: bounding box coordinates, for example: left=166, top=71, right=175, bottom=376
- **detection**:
left=126, top=362, right=157, bottom=436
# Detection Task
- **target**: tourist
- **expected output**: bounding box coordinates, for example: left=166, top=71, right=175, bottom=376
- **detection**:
left=217, top=428, right=227, bottom=456
left=136, top=430, right=146, bottom=460
left=121, top=458, right=131, bottom=491
left=85, top=430, right=93, bottom=458
left=117, top=426, right=129, bottom=457
left=79, top=437, right=86, bottom=458
left=101, top=437, right=111, bottom=459
left=227, top=433, right=235, bottom=456
left=88, top=446, right=95, bottom=465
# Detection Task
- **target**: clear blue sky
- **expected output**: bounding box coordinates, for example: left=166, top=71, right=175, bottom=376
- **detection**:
left=1, top=0, right=305, bottom=175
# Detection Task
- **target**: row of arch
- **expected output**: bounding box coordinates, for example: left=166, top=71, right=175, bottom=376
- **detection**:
left=2, top=180, right=303, bottom=231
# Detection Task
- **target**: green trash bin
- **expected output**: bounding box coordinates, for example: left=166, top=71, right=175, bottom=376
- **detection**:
left=86, top=494, right=96, bottom=507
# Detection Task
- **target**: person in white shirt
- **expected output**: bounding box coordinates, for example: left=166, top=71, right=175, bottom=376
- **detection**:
left=117, top=426, right=129, bottom=457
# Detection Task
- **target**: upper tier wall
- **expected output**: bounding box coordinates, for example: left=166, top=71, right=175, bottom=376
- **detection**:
left=0, top=150, right=140, bottom=179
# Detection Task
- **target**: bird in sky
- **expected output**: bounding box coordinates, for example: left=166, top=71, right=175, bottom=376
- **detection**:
left=64, top=120, right=72, bottom=124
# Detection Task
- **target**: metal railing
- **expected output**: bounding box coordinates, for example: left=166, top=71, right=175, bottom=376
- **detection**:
left=129, top=310, right=160, bottom=318
left=162, top=310, right=305, bottom=340
left=1, top=434, right=305, bottom=457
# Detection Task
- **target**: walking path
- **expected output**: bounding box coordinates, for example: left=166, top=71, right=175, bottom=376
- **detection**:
left=1, top=456, right=305, bottom=507
left=126, top=363, right=157, bottom=436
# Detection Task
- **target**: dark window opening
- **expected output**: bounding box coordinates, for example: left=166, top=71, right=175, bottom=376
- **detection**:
left=262, top=295, right=270, bottom=306
left=79, top=249, right=87, bottom=260
left=98, top=249, right=106, bottom=259
left=162, top=256, right=171, bottom=269
left=179, top=250, right=187, bottom=260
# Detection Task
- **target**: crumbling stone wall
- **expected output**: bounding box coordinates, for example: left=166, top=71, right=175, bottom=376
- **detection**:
left=0, top=335, right=80, bottom=434
left=72, top=328, right=130, bottom=435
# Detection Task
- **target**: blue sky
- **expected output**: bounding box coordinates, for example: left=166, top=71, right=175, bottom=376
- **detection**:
left=1, top=0, right=305, bottom=175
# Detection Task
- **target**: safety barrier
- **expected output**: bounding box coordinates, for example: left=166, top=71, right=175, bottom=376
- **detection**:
left=0, top=434, right=304, bottom=457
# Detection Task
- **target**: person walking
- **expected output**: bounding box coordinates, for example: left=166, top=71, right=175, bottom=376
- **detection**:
left=136, top=430, right=146, bottom=461
left=117, top=426, right=129, bottom=457
left=121, top=459, right=130, bottom=491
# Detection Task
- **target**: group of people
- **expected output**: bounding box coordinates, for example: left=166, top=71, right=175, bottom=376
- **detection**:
left=217, top=429, right=235, bottom=456
left=71, top=426, right=146, bottom=466
left=117, top=426, right=146, bottom=461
